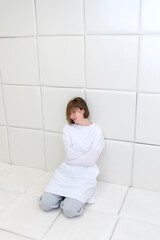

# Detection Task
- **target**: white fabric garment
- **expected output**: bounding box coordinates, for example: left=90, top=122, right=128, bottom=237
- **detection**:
left=45, top=122, right=105, bottom=203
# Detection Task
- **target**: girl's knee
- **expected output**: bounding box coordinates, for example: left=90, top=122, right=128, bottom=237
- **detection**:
left=39, top=192, right=60, bottom=211
left=62, top=206, right=84, bottom=218
left=39, top=195, right=52, bottom=211
left=39, top=198, right=47, bottom=211
left=62, top=207, right=76, bottom=218
left=61, top=198, right=85, bottom=218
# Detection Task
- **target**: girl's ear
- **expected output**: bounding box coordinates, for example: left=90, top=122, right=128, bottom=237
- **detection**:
left=82, top=109, right=85, bottom=114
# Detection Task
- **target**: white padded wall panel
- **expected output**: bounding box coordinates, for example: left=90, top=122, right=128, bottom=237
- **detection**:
left=8, top=127, right=45, bottom=169
left=85, top=0, right=140, bottom=34
left=38, top=37, right=84, bottom=87
left=133, top=144, right=160, bottom=191
left=141, top=0, right=160, bottom=33
left=136, top=94, right=160, bottom=145
left=0, top=127, right=10, bottom=163
left=86, top=90, right=136, bottom=141
left=0, top=38, right=39, bottom=85
left=86, top=36, right=138, bottom=91
left=98, top=140, right=133, bottom=185
left=0, top=0, right=36, bottom=37
left=0, top=87, right=6, bottom=125
left=138, top=36, right=160, bottom=93
left=3, top=85, right=43, bottom=129
left=36, top=0, right=84, bottom=35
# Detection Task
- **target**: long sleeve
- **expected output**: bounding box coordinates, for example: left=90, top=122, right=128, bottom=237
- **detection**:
left=63, top=125, right=105, bottom=167
left=65, top=149, right=102, bottom=167
left=63, top=126, right=84, bottom=160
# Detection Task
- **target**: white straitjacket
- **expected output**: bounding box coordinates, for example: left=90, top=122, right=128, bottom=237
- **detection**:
left=45, top=122, right=105, bottom=203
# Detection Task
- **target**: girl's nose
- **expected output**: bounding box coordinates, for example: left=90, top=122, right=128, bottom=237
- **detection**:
left=71, top=113, right=75, bottom=118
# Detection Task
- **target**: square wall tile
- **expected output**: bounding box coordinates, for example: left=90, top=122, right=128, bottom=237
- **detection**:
left=0, top=126, right=10, bottom=163
left=8, top=127, right=45, bottom=169
left=86, top=90, right=136, bottom=141
left=98, top=140, right=133, bottom=185
left=133, top=143, right=160, bottom=191
left=138, top=36, right=160, bottom=93
left=136, top=93, right=160, bottom=145
left=86, top=181, right=128, bottom=215
left=42, top=87, right=85, bottom=132
left=0, top=0, right=36, bottom=36
left=0, top=87, right=6, bottom=124
left=85, top=36, right=138, bottom=91
left=141, top=0, right=160, bottom=33
left=0, top=195, right=60, bottom=240
left=43, top=210, right=117, bottom=240
left=3, top=85, right=43, bottom=129
left=45, top=132, right=65, bottom=171
left=0, top=38, right=39, bottom=85
left=0, top=164, right=44, bottom=193
left=112, top=218, right=160, bottom=240
left=36, top=0, right=83, bottom=35
left=120, top=188, right=160, bottom=225
left=85, top=0, right=140, bottom=34
left=38, top=37, right=84, bottom=87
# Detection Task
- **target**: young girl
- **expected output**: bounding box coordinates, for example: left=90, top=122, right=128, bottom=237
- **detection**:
left=39, top=97, right=104, bottom=218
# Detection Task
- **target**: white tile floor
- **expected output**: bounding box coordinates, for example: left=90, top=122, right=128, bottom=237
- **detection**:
left=0, top=162, right=160, bottom=240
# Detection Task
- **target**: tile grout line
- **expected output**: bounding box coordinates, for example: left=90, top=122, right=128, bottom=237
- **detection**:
left=130, top=36, right=141, bottom=186
left=110, top=184, right=134, bottom=238
left=130, top=0, right=143, bottom=187
left=33, top=0, right=47, bottom=171
left=0, top=229, right=35, bottom=240
left=39, top=210, right=62, bottom=240
left=1, top=33, right=160, bottom=38
left=83, top=0, right=87, bottom=103
left=117, top=186, right=130, bottom=216
left=0, top=70, right=12, bottom=165
left=139, top=0, right=142, bottom=35
left=120, top=215, right=160, bottom=228
left=109, top=217, right=120, bottom=240
left=2, top=82, right=160, bottom=95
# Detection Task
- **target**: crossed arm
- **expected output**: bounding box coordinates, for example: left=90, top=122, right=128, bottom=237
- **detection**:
left=63, top=129, right=104, bottom=167
left=65, top=148, right=102, bottom=167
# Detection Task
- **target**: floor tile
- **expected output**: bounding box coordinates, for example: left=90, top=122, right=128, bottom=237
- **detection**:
left=111, top=218, right=160, bottom=240
left=120, top=188, right=160, bottom=225
left=0, top=195, right=61, bottom=240
left=86, top=181, right=128, bottom=215
left=0, top=164, right=44, bottom=193
left=0, top=230, right=30, bottom=240
left=0, top=189, right=18, bottom=212
left=26, top=171, right=54, bottom=197
left=43, top=210, right=118, bottom=240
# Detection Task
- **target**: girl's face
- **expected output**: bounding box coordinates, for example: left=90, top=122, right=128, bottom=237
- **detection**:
left=70, top=108, right=85, bottom=124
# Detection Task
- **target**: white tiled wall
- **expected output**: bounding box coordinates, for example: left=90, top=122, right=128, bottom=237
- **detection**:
left=0, top=0, right=160, bottom=191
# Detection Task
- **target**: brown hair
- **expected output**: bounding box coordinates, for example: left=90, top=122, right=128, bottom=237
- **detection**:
left=66, top=97, right=89, bottom=124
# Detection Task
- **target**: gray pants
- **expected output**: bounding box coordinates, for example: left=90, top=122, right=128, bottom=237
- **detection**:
left=39, top=192, right=85, bottom=218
